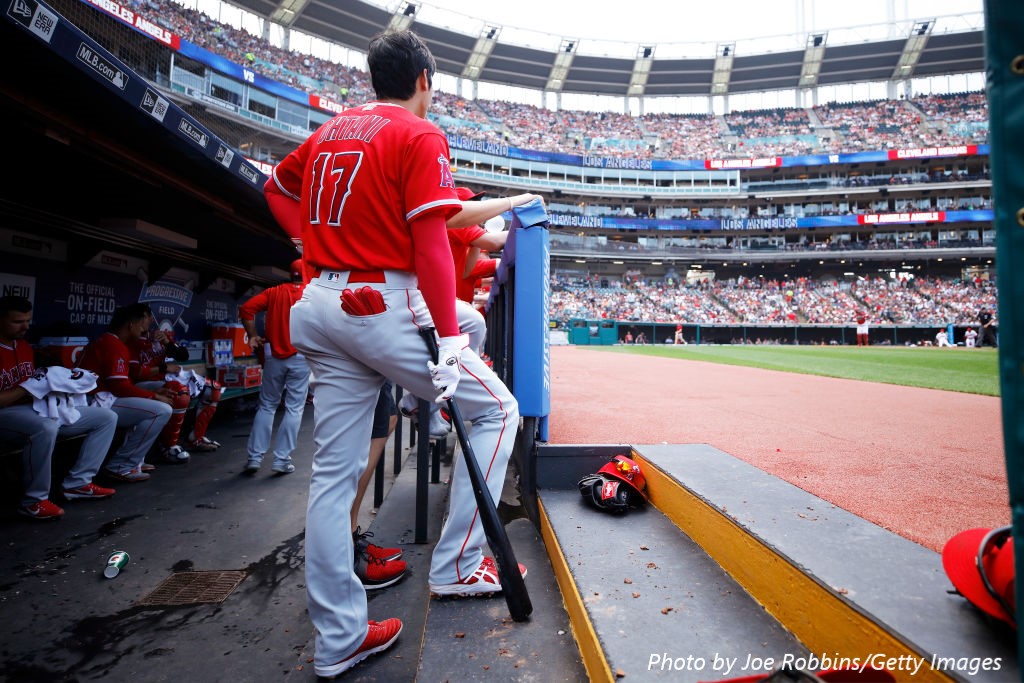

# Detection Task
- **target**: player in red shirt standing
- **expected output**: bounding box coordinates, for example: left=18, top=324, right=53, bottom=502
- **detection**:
left=855, top=310, right=869, bottom=347
left=264, top=31, right=520, bottom=677
left=0, top=296, right=118, bottom=520
left=238, top=259, right=310, bottom=475
left=77, top=305, right=175, bottom=481
left=399, top=187, right=536, bottom=434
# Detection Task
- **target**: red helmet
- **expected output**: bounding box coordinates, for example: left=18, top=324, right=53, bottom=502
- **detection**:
left=598, top=455, right=647, bottom=500
left=290, top=259, right=304, bottom=280
left=455, top=186, right=486, bottom=201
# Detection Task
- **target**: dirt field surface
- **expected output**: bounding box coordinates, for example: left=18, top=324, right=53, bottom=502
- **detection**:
left=547, top=345, right=1008, bottom=552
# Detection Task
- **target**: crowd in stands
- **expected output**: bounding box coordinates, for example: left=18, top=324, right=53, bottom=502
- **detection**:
left=549, top=272, right=998, bottom=327
left=550, top=231, right=990, bottom=257
left=815, top=99, right=925, bottom=151
left=131, top=0, right=989, bottom=163
left=131, top=0, right=375, bottom=104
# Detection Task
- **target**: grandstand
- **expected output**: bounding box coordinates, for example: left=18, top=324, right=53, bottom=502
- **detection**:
left=26, top=0, right=995, bottom=346
left=0, top=0, right=1015, bottom=680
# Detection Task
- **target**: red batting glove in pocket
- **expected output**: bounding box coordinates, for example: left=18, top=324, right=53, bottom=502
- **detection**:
left=340, top=286, right=386, bottom=316
left=355, top=286, right=386, bottom=314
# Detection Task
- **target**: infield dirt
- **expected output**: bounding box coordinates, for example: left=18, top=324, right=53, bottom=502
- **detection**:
left=548, top=345, right=1006, bottom=552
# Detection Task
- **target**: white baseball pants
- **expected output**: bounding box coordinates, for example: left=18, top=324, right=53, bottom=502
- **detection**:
left=290, top=270, right=518, bottom=668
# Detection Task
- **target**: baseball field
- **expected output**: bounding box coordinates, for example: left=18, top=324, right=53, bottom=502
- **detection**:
left=592, top=344, right=1000, bottom=396
left=548, top=344, right=1005, bottom=551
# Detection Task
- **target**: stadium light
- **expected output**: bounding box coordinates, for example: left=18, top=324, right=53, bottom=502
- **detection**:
left=799, top=33, right=827, bottom=88
left=711, top=43, right=735, bottom=94
left=629, top=45, right=655, bottom=97
left=388, top=2, right=418, bottom=32
left=893, top=20, right=934, bottom=81
left=547, top=39, right=578, bottom=92
left=463, top=26, right=501, bottom=80
left=269, top=0, right=309, bottom=25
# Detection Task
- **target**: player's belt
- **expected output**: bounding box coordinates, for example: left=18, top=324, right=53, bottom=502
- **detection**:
left=310, top=268, right=417, bottom=290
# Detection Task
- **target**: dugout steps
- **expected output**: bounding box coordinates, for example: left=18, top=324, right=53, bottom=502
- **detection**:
left=349, top=438, right=585, bottom=682
left=534, top=443, right=1018, bottom=682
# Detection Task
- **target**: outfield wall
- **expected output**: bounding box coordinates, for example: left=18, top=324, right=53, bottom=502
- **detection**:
left=566, top=319, right=982, bottom=347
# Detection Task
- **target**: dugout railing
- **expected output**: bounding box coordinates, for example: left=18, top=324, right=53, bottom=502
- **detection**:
left=483, top=200, right=552, bottom=524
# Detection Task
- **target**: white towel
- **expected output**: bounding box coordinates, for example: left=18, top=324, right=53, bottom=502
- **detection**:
left=23, top=367, right=98, bottom=425
left=164, top=368, right=206, bottom=398
left=21, top=366, right=97, bottom=398
left=32, top=392, right=88, bottom=426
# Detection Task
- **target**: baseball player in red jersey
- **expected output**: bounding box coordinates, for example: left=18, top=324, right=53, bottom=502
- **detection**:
left=77, top=305, right=174, bottom=481
left=129, top=307, right=223, bottom=461
left=238, top=260, right=310, bottom=475
left=855, top=310, right=869, bottom=346
left=0, top=296, right=118, bottom=520
left=264, top=31, right=520, bottom=677
left=398, top=187, right=538, bottom=437
left=445, top=187, right=537, bottom=353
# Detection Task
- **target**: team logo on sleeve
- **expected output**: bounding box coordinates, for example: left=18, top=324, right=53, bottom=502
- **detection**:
left=437, top=155, right=454, bottom=189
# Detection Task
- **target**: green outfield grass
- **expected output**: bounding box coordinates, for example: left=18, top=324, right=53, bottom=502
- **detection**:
left=593, top=344, right=1000, bottom=396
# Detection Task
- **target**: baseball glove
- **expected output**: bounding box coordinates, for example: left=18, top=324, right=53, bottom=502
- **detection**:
left=578, top=473, right=643, bottom=513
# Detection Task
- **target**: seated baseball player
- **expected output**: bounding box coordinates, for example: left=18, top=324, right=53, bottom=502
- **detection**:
left=129, top=306, right=222, bottom=463
left=0, top=296, right=119, bottom=520
left=77, top=304, right=174, bottom=482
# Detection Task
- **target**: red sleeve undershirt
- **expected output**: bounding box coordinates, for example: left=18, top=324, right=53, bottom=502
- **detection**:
left=410, top=211, right=459, bottom=338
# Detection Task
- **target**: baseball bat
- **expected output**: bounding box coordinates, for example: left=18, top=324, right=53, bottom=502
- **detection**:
left=419, top=328, right=532, bottom=621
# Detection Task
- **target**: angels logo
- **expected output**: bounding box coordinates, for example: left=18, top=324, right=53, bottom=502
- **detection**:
left=115, top=358, right=127, bottom=374
left=437, top=155, right=454, bottom=189
left=601, top=479, right=620, bottom=500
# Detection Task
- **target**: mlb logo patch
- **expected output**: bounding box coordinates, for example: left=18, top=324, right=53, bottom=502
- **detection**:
left=327, top=272, right=341, bottom=282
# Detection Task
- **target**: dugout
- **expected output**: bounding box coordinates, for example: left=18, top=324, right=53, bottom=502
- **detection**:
left=568, top=318, right=618, bottom=345
left=0, top=7, right=296, bottom=352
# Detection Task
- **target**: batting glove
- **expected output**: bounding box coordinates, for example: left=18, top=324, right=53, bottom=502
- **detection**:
left=428, top=334, right=469, bottom=402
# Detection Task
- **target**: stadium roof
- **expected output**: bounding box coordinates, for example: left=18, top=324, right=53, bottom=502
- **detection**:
left=228, top=0, right=984, bottom=98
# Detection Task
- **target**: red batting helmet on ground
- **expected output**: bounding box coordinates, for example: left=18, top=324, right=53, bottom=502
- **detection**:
left=942, top=525, right=1016, bottom=627
left=598, top=455, right=648, bottom=500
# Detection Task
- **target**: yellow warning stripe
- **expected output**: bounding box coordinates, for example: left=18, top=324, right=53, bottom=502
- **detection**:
left=631, top=450, right=954, bottom=682
left=538, top=498, right=615, bottom=683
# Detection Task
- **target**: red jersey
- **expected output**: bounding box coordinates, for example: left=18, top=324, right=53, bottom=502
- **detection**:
left=127, top=336, right=165, bottom=382
left=460, top=256, right=498, bottom=303
left=0, top=339, right=35, bottom=394
left=239, top=282, right=306, bottom=359
left=78, top=333, right=155, bottom=399
left=267, top=102, right=461, bottom=272
left=447, top=226, right=485, bottom=304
